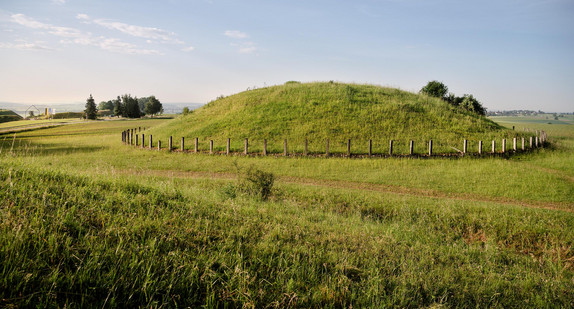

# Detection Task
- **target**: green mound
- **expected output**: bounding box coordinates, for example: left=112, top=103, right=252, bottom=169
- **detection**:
left=0, top=109, right=23, bottom=124
left=150, top=82, right=520, bottom=153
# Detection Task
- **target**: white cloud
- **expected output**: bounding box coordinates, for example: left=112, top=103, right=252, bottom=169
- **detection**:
left=224, top=30, right=248, bottom=39
left=12, top=14, right=83, bottom=38
left=12, top=14, right=53, bottom=30
left=0, top=41, right=54, bottom=51
left=52, top=0, right=66, bottom=5
left=232, top=41, right=257, bottom=54
left=11, top=14, right=162, bottom=55
left=182, top=46, right=195, bottom=52
left=224, top=30, right=257, bottom=53
left=76, top=14, right=90, bottom=20
left=78, top=14, right=184, bottom=44
left=60, top=36, right=162, bottom=55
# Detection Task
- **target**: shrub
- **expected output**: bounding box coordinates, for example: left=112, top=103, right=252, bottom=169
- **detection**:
left=420, top=81, right=448, bottom=99
left=245, top=167, right=275, bottom=201
left=460, top=94, right=486, bottom=116
left=228, top=162, right=275, bottom=201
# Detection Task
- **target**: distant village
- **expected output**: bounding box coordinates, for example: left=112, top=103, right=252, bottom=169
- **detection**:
left=487, top=110, right=572, bottom=118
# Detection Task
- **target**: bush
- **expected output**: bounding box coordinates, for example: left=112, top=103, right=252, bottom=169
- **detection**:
left=245, top=167, right=275, bottom=201
left=420, top=81, right=448, bottom=99
left=460, top=94, right=486, bottom=116
left=228, top=162, right=275, bottom=201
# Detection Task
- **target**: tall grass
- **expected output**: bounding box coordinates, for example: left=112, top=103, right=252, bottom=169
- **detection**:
left=0, top=116, right=572, bottom=307
left=1, top=162, right=573, bottom=308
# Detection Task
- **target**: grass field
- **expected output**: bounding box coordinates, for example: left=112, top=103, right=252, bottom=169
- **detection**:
left=1, top=117, right=573, bottom=308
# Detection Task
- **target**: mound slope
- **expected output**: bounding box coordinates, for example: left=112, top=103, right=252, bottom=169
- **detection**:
left=151, top=82, right=515, bottom=152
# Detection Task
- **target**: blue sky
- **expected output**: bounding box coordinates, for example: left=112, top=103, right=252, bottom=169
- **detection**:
left=1, top=0, right=572, bottom=112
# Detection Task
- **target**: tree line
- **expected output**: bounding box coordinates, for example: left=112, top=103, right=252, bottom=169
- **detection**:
left=85, top=94, right=163, bottom=120
left=420, top=81, right=486, bottom=116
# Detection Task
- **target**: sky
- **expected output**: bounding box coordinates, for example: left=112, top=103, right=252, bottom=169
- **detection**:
left=1, top=0, right=573, bottom=112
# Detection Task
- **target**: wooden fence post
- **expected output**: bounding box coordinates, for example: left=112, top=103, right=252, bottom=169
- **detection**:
left=409, top=140, right=414, bottom=155
left=226, top=138, right=230, bottom=155
left=502, top=139, right=506, bottom=153
left=142, top=133, right=145, bottom=148
left=181, top=137, right=185, bottom=151
left=130, top=129, right=134, bottom=145
left=136, top=134, right=139, bottom=146
left=347, top=139, right=351, bottom=158
left=263, top=139, right=267, bottom=156
left=535, top=136, right=539, bottom=148
left=195, top=137, right=199, bottom=153
left=478, top=140, right=482, bottom=155
left=428, top=140, right=433, bottom=156
left=244, top=138, right=248, bottom=155
left=210, top=140, right=213, bottom=154
left=513, top=137, right=517, bottom=151
left=463, top=139, right=467, bottom=154
left=368, top=140, right=372, bottom=157
left=529, top=136, right=533, bottom=149
left=304, top=139, right=308, bottom=156
left=169, top=136, right=173, bottom=152
left=326, top=139, right=330, bottom=157
left=492, top=140, right=496, bottom=153
left=389, top=140, right=393, bottom=156
left=158, top=140, right=161, bottom=151
left=149, top=135, right=153, bottom=150
left=284, top=139, right=288, bottom=156
left=522, top=137, right=525, bottom=151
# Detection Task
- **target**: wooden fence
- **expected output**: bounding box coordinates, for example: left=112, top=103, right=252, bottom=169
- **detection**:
left=121, top=127, right=548, bottom=158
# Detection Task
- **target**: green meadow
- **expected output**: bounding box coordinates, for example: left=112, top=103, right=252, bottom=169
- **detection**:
left=1, top=113, right=573, bottom=307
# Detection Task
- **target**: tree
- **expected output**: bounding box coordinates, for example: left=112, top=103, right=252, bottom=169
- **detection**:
left=137, top=97, right=148, bottom=115
left=144, top=96, right=163, bottom=117
left=113, top=96, right=123, bottom=117
left=420, top=81, right=448, bottom=99
left=460, top=94, right=486, bottom=116
left=182, top=107, right=191, bottom=115
left=122, top=94, right=141, bottom=118
left=84, top=94, right=97, bottom=120
left=98, top=100, right=114, bottom=111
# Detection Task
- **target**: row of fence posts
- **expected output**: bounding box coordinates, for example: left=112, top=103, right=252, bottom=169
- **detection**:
left=122, top=128, right=547, bottom=157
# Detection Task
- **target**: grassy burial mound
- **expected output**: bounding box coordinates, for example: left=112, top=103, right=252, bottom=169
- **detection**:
left=0, top=109, right=23, bottom=124
left=150, top=82, right=523, bottom=154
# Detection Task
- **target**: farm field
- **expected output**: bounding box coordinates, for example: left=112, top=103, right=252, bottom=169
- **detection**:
left=1, top=117, right=573, bottom=307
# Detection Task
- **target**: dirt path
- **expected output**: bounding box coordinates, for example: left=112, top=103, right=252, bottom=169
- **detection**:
left=113, top=168, right=574, bottom=213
